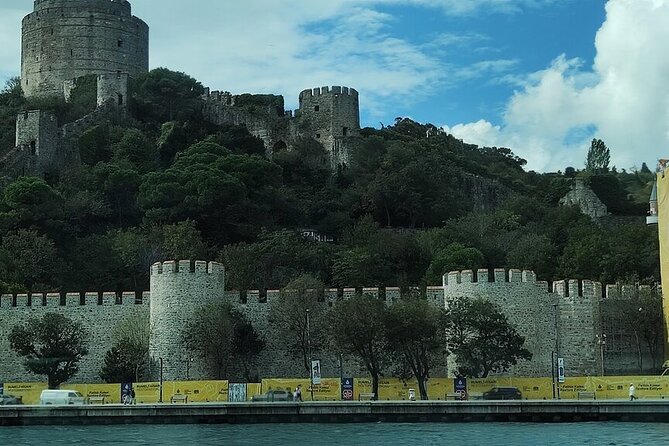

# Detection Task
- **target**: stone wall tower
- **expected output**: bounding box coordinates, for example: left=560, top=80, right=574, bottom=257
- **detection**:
left=20, top=0, right=149, bottom=98
left=298, top=86, right=360, bottom=166
left=149, top=260, right=225, bottom=381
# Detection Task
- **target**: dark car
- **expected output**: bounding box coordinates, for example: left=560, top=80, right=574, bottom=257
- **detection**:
left=0, top=394, right=23, bottom=405
left=481, top=387, right=522, bottom=400
left=251, top=389, right=293, bottom=402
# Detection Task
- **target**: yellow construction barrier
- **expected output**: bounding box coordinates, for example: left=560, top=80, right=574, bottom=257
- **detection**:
left=260, top=378, right=341, bottom=401
left=69, top=383, right=122, bottom=403
left=3, top=382, right=48, bottom=405
left=4, top=375, right=668, bottom=403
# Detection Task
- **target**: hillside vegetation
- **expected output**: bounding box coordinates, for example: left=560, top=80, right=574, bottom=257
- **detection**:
left=0, top=69, right=658, bottom=293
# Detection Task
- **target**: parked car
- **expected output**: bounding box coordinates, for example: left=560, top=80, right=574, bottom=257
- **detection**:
left=39, top=389, right=86, bottom=405
left=0, top=394, right=23, bottom=405
left=481, top=387, right=522, bottom=400
left=251, top=389, right=293, bottom=402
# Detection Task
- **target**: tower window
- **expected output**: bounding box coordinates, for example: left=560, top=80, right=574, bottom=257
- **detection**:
left=70, top=49, right=73, bottom=56
left=117, top=94, right=123, bottom=106
left=117, top=39, right=123, bottom=47
left=316, top=134, right=321, bottom=139
left=343, top=127, right=348, bottom=136
left=50, top=28, right=54, bottom=35
left=30, top=140, right=36, bottom=155
left=314, top=105, right=319, bottom=112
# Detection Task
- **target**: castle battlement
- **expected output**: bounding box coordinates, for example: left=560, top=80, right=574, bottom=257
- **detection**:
left=0, top=291, right=148, bottom=308
left=299, top=86, right=359, bottom=100
left=444, top=268, right=539, bottom=285
left=552, top=279, right=602, bottom=299
left=31, top=0, right=132, bottom=16
left=605, top=283, right=652, bottom=300
left=150, top=260, right=224, bottom=276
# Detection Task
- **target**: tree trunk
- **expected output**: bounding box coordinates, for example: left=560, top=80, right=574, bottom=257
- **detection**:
left=633, top=330, right=643, bottom=372
left=372, top=374, right=379, bottom=401
left=417, top=375, right=428, bottom=400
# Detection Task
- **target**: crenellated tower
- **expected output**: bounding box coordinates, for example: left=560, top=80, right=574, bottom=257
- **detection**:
left=149, top=260, right=225, bottom=381
left=20, top=0, right=149, bottom=99
left=297, top=86, right=360, bottom=166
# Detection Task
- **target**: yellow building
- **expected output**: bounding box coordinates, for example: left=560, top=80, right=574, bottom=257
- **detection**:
left=652, top=165, right=669, bottom=361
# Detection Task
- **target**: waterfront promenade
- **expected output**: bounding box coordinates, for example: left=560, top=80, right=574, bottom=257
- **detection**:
left=2, top=400, right=669, bottom=426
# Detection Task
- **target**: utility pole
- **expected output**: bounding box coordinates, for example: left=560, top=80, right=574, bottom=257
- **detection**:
left=552, top=303, right=560, bottom=399
left=159, top=357, right=164, bottom=403
left=306, top=308, right=314, bottom=401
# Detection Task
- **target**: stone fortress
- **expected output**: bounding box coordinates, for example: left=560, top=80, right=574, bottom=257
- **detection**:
left=0, top=0, right=361, bottom=178
left=0, top=1, right=659, bottom=383
left=0, top=261, right=657, bottom=383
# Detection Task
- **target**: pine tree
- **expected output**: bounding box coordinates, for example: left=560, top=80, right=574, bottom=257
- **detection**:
left=585, top=138, right=610, bottom=172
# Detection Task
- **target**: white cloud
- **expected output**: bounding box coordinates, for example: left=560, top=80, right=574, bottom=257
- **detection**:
left=444, top=0, right=669, bottom=172
left=0, top=7, right=24, bottom=83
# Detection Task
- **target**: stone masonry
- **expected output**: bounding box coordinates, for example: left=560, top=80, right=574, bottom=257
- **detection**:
left=201, top=86, right=361, bottom=168
left=21, top=0, right=148, bottom=99
left=0, top=262, right=657, bottom=384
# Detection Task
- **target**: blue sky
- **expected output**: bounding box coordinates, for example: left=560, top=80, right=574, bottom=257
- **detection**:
left=1, top=0, right=667, bottom=172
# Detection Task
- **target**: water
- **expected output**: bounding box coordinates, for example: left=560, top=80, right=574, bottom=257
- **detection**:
left=2, top=423, right=669, bottom=446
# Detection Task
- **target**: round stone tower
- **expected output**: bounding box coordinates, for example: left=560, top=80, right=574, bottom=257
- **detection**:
left=21, top=0, right=149, bottom=98
left=298, top=86, right=360, bottom=166
left=149, top=260, right=225, bottom=381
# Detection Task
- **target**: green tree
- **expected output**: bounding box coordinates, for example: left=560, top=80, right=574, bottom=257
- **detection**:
left=111, top=128, right=158, bottom=173
left=162, top=220, right=208, bottom=260
left=102, top=312, right=152, bottom=382
left=446, top=297, right=531, bottom=378
left=231, top=318, right=265, bottom=382
left=423, top=243, right=485, bottom=285
left=183, top=301, right=263, bottom=380
left=9, top=313, right=89, bottom=388
left=0, top=77, right=25, bottom=156
left=329, top=294, right=390, bottom=399
left=604, top=290, right=664, bottom=372
left=385, top=296, right=447, bottom=400
left=0, top=229, right=59, bottom=289
left=585, top=138, right=610, bottom=173
left=183, top=301, right=238, bottom=379
left=271, top=274, right=327, bottom=374
left=131, top=68, right=204, bottom=124
left=100, top=338, right=146, bottom=383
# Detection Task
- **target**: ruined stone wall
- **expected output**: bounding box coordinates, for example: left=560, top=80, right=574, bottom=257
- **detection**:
left=96, top=72, right=129, bottom=108
left=21, top=0, right=148, bottom=98
left=14, top=110, right=59, bottom=174
left=201, top=91, right=286, bottom=156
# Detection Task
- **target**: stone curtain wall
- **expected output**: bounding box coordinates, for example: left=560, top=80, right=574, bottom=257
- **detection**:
left=21, top=0, right=149, bottom=98
left=444, top=269, right=560, bottom=377
left=0, top=262, right=656, bottom=384
left=0, top=292, right=149, bottom=383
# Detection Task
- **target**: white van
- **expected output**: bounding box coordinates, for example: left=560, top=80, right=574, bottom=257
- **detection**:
left=39, top=389, right=86, bottom=405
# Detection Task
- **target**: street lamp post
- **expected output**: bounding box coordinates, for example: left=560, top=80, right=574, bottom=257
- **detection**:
left=306, top=308, right=314, bottom=401
left=159, top=357, right=164, bottom=403
left=552, top=303, right=560, bottom=399
left=186, top=357, right=193, bottom=380
left=596, top=333, right=607, bottom=376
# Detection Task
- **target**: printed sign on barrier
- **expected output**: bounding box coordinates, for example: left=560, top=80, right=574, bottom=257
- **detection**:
left=558, top=358, right=565, bottom=383
left=312, top=360, right=322, bottom=385
left=341, top=377, right=354, bottom=401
